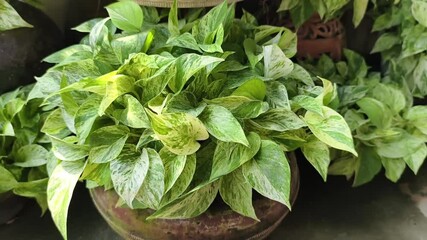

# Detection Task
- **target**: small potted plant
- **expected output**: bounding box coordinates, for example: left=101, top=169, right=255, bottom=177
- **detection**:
left=0, top=85, right=52, bottom=224
left=31, top=1, right=357, bottom=239
left=301, top=49, right=427, bottom=185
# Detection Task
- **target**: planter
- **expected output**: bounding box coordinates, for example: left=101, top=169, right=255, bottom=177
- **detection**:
left=134, top=0, right=242, bottom=8
left=0, top=0, right=62, bottom=94
left=90, top=153, right=300, bottom=240
left=294, top=14, right=346, bottom=61
left=0, top=192, right=26, bottom=225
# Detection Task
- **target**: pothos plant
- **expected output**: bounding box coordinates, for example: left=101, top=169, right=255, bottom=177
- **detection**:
left=302, top=49, right=427, bottom=186
left=277, top=0, right=372, bottom=27
left=371, top=0, right=427, bottom=98
left=0, top=0, right=43, bottom=31
left=31, top=1, right=356, bottom=239
left=0, top=85, right=52, bottom=213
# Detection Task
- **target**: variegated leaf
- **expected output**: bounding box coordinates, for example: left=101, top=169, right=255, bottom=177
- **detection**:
left=160, top=148, right=187, bottom=193
left=199, top=105, right=248, bottom=146
left=87, top=135, right=128, bottom=163
left=242, top=140, right=291, bottom=209
left=110, top=146, right=149, bottom=206
left=48, top=161, right=86, bottom=240
left=99, top=74, right=135, bottom=116
left=147, top=111, right=209, bottom=155
left=74, top=95, right=102, bottom=143
left=135, top=148, right=165, bottom=210
left=301, top=136, right=330, bottom=181
left=219, top=167, right=258, bottom=220
left=263, top=44, right=293, bottom=80
left=50, top=137, right=90, bottom=161
left=210, top=132, right=261, bottom=179
left=0, top=0, right=33, bottom=31
left=117, top=94, right=150, bottom=129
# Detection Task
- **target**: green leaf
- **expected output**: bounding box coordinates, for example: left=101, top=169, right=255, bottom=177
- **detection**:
left=232, top=78, right=266, bottom=101
left=376, top=131, right=424, bottom=159
left=220, top=167, right=258, bottom=220
left=244, top=39, right=263, bottom=69
left=405, top=106, right=427, bottom=135
left=48, top=161, right=86, bottom=240
left=148, top=181, right=219, bottom=219
left=371, top=84, right=406, bottom=115
left=51, top=137, right=90, bottom=161
left=89, top=125, right=130, bottom=147
left=168, top=0, right=179, bottom=37
left=353, top=145, right=382, bottom=187
left=266, top=81, right=290, bottom=110
left=250, top=109, right=306, bottom=132
left=263, top=44, right=294, bottom=80
left=75, top=95, right=102, bottom=143
left=404, top=144, right=427, bottom=174
left=160, top=148, right=187, bottom=193
left=242, top=140, right=292, bottom=209
left=412, top=0, right=427, bottom=27
left=288, top=64, right=314, bottom=86
left=371, top=33, right=401, bottom=54
left=110, top=147, right=149, bottom=207
left=357, top=97, right=392, bottom=129
left=164, top=91, right=206, bottom=117
left=199, top=105, right=248, bottom=146
left=13, top=178, right=48, bottom=214
left=148, top=111, right=209, bottom=155
left=352, top=0, right=368, bottom=27
left=0, top=0, right=33, bottom=31
left=381, top=158, right=406, bottom=183
left=167, top=33, right=201, bottom=52
left=0, top=165, right=18, bottom=193
left=117, top=95, right=150, bottom=129
left=161, top=154, right=196, bottom=206
left=301, top=136, right=330, bottom=181
left=80, top=163, right=111, bottom=187
left=111, top=31, right=153, bottom=63
left=88, top=135, right=128, bottom=163
left=106, top=1, right=143, bottom=32
left=305, top=106, right=357, bottom=156
left=168, top=54, right=223, bottom=93
left=343, top=49, right=368, bottom=79
left=14, top=145, right=49, bottom=168
left=211, top=132, right=261, bottom=179
left=135, top=149, right=165, bottom=210
left=292, top=95, right=323, bottom=116
left=43, top=44, right=92, bottom=64
left=42, top=109, right=71, bottom=138
left=99, top=74, right=135, bottom=116
left=72, top=18, right=103, bottom=33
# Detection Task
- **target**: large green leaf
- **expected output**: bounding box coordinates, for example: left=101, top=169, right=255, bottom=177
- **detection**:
left=42, top=109, right=72, bottom=138
left=135, top=149, right=165, bottom=210
left=148, top=181, right=219, bottom=219
left=305, top=106, right=357, bottom=156
left=117, top=95, right=150, bottom=129
left=353, top=145, right=382, bottom=187
left=99, top=74, right=135, bottom=116
left=219, top=167, right=258, bottom=220
left=111, top=31, right=153, bottom=63
left=0, top=0, right=33, bottom=31
left=164, top=91, right=206, bottom=117
left=199, top=105, right=248, bottom=146
left=376, top=131, right=424, bottom=159
left=352, top=0, right=368, bottom=27
left=263, top=44, right=294, bottom=80
left=105, top=1, right=143, bottom=32
left=381, top=157, right=406, bottom=183
left=51, top=137, right=90, bottom=161
left=250, top=109, right=306, bottom=132
left=48, top=161, right=86, bottom=240
left=404, top=144, right=427, bottom=174
left=370, top=33, right=401, bottom=54
left=357, top=97, right=392, bottom=129
left=242, top=140, right=292, bottom=209
left=301, top=136, right=330, bottom=181
left=110, top=147, right=149, bottom=206
left=205, top=96, right=268, bottom=119
left=412, top=0, right=427, bottom=28
left=13, top=178, right=48, bottom=214
left=161, top=154, right=196, bottom=206
left=148, top=111, right=209, bottom=155
left=75, top=95, right=102, bottom=143
left=292, top=95, right=323, bottom=116
left=0, top=165, right=17, bottom=193
left=88, top=135, right=128, bottom=163
left=405, top=106, right=427, bottom=135
left=211, top=132, right=261, bottom=179
left=266, top=81, right=290, bottom=110
left=14, top=145, right=49, bottom=168
left=232, top=78, right=266, bottom=101
left=160, top=148, right=187, bottom=193
left=168, top=54, right=223, bottom=93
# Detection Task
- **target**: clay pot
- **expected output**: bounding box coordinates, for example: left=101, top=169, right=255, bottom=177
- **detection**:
left=0, top=192, right=26, bottom=225
left=134, top=0, right=242, bottom=8
left=294, top=14, right=346, bottom=61
left=0, top=0, right=62, bottom=94
left=90, top=153, right=300, bottom=240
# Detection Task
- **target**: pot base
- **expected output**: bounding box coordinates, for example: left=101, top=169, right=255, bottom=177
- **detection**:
left=90, top=153, right=300, bottom=240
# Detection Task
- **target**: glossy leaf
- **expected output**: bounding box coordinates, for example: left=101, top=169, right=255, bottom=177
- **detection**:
left=0, top=165, right=17, bottom=193
left=305, top=106, right=357, bottom=156
left=404, top=144, right=427, bottom=174
left=357, top=97, right=392, bottom=129
left=381, top=157, right=406, bottom=183
left=250, top=109, right=306, bottom=132
left=412, top=0, right=427, bottom=27
left=75, top=95, right=102, bottom=143
left=301, top=136, right=330, bottom=181
left=160, top=148, right=187, bottom=193
left=232, top=78, right=266, bottom=101
left=14, top=145, right=49, bottom=168
left=106, top=1, right=143, bottom=32
left=51, top=137, right=90, bottom=161
left=118, top=95, right=150, bottom=129
left=0, top=0, right=33, bottom=31
left=88, top=135, right=128, bottom=163
left=263, top=44, right=293, bottom=80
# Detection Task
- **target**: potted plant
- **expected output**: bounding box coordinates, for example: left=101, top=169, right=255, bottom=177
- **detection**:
left=0, top=0, right=62, bottom=94
left=301, top=49, right=427, bottom=185
left=0, top=85, right=52, bottom=224
left=31, top=1, right=356, bottom=239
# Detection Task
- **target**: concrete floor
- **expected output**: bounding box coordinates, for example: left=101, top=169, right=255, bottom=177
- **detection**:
left=1, top=159, right=427, bottom=240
